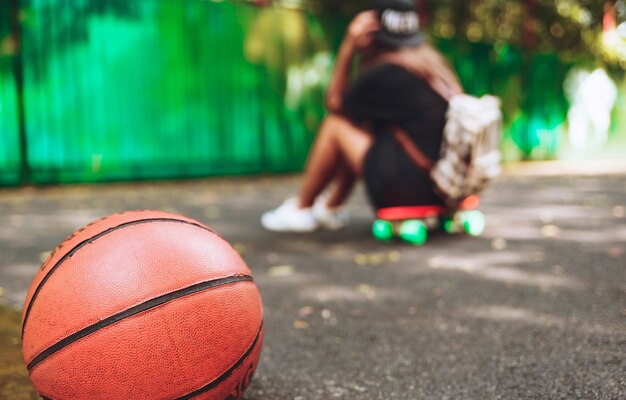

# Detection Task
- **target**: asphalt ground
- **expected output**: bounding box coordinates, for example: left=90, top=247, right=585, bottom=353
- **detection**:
left=0, top=164, right=625, bottom=399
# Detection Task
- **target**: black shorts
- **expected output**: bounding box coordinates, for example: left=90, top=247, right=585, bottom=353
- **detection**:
left=363, top=134, right=444, bottom=210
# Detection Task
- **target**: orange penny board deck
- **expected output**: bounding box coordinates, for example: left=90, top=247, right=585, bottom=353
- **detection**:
left=375, top=195, right=480, bottom=221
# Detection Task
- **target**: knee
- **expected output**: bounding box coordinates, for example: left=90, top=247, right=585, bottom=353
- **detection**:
left=320, top=113, right=359, bottom=135
left=322, top=113, right=348, bottom=128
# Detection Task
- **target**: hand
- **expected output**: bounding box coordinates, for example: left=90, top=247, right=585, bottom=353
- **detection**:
left=345, top=11, right=380, bottom=51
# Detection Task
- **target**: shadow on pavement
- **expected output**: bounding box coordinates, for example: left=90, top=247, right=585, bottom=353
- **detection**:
left=0, top=170, right=624, bottom=399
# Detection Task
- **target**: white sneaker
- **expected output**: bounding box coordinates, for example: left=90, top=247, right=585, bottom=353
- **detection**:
left=261, top=198, right=319, bottom=232
left=313, top=195, right=349, bottom=231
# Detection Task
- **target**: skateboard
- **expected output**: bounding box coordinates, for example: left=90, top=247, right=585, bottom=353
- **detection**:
left=371, top=195, right=485, bottom=245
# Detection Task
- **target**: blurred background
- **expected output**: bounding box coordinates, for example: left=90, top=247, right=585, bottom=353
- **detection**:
left=0, top=0, right=625, bottom=186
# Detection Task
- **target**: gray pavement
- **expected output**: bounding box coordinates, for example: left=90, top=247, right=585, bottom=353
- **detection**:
left=0, top=165, right=625, bottom=399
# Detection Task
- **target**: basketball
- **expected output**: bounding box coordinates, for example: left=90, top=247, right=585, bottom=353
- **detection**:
left=21, top=210, right=264, bottom=400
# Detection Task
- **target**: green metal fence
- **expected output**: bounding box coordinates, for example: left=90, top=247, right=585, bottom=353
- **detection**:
left=0, top=1, right=21, bottom=186
left=2, top=0, right=334, bottom=185
left=0, top=1, right=624, bottom=186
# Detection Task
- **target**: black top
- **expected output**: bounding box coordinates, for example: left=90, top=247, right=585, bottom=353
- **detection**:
left=342, top=62, right=448, bottom=209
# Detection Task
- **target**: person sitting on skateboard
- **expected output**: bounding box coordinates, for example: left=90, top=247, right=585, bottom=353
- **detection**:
left=261, top=0, right=463, bottom=232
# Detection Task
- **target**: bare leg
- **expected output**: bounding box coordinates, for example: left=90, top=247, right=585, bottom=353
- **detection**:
left=325, top=159, right=357, bottom=208
left=298, top=114, right=372, bottom=208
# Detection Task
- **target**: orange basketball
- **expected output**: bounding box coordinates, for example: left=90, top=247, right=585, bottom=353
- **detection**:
left=21, top=210, right=263, bottom=400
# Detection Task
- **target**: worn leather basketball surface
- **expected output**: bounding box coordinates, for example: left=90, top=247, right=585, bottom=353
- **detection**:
left=22, top=210, right=263, bottom=400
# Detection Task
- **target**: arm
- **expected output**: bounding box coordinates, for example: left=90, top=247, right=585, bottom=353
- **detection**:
left=325, top=11, right=380, bottom=113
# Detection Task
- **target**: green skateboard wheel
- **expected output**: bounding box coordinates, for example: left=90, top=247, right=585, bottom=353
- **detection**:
left=461, top=210, right=485, bottom=236
left=372, top=219, right=394, bottom=241
left=399, top=220, right=427, bottom=245
left=440, top=216, right=457, bottom=234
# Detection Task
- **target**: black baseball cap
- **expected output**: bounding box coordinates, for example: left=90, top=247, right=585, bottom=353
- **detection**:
left=373, top=0, right=423, bottom=48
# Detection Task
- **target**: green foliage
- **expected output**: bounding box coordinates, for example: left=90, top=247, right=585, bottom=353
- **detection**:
left=427, top=0, right=604, bottom=55
left=296, top=0, right=620, bottom=63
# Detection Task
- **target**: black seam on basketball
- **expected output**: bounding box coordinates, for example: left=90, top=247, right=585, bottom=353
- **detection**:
left=27, top=275, right=254, bottom=372
left=175, top=321, right=263, bottom=400
left=21, top=217, right=216, bottom=338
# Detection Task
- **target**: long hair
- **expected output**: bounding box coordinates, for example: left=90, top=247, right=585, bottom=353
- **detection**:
left=360, top=42, right=463, bottom=101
